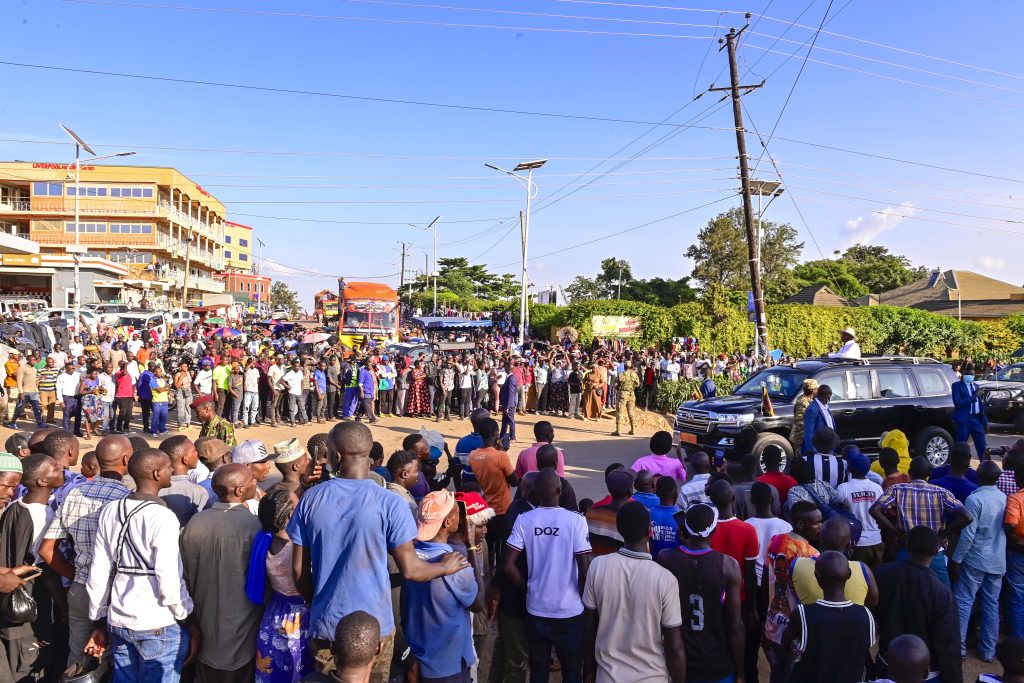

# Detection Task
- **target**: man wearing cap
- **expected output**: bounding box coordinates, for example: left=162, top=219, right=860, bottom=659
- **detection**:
left=271, top=438, right=310, bottom=496
left=612, top=360, right=639, bottom=437
left=231, top=440, right=274, bottom=513
left=401, top=490, right=486, bottom=682
left=193, top=394, right=237, bottom=447
left=837, top=451, right=885, bottom=568
left=828, top=327, right=862, bottom=360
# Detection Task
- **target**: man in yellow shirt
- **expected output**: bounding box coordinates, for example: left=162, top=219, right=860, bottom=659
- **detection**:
left=3, top=351, right=22, bottom=422
left=792, top=517, right=878, bottom=607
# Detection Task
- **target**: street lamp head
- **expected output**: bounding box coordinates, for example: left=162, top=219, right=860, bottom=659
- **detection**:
left=513, top=159, right=548, bottom=172
left=115, top=152, right=137, bottom=158
left=483, top=163, right=502, bottom=172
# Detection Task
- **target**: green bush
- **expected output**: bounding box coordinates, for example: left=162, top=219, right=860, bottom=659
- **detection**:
left=652, top=376, right=740, bottom=413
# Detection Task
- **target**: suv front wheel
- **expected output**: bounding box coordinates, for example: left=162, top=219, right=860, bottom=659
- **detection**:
left=753, top=432, right=794, bottom=473
left=913, top=426, right=953, bottom=467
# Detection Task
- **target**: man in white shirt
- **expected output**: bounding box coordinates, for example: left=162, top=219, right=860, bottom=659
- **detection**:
left=48, top=345, right=69, bottom=370
left=282, top=359, right=305, bottom=427
left=68, top=339, right=85, bottom=359
left=193, top=361, right=213, bottom=396
left=504, top=469, right=592, bottom=682
left=126, top=333, right=144, bottom=356
left=86, top=449, right=195, bottom=680
left=582, top=501, right=685, bottom=683
left=55, top=364, right=82, bottom=435
left=828, top=327, right=862, bottom=360
left=266, top=356, right=287, bottom=426
left=665, top=357, right=681, bottom=382
left=678, top=451, right=713, bottom=509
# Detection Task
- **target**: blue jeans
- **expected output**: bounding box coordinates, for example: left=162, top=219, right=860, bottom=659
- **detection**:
left=525, top=613, right=582, bottom=683
left=954, top=563, right=1000, bottom=660
left=342, top=387, right=359, bottom=417
left=11, top=391, right=42, bottom=426
left=954, top=418, right=987, bottom=459
left=688, top=676, right=735, bottom=683
left=150, top=402, right=168, bottom=435
left=1008, top=552, right=1024, bottom=637
left=110, top=623, right=189, bottom=683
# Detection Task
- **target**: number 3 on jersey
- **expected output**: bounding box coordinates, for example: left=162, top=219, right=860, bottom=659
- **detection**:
left=689, top=594, right=705, bottom=631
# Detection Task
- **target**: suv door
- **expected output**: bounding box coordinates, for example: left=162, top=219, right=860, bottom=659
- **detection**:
left=872, top=367, right=921, bottom=445
left=835, top=368, right=882, bottom=451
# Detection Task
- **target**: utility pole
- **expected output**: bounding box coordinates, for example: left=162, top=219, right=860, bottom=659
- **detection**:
left=398, top=242, right=409, bottom=292
left=710, top=21, right=769, bottom=360
left=182, top=230, right=193, bottom=307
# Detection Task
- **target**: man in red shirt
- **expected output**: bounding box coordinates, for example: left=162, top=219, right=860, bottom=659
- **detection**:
left=758, top=445, right=797, bottom=503
left=708, top=479, right=760, bottom=683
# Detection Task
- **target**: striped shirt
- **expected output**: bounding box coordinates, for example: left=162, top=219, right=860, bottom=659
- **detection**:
left=807, top=453, right=845, bottom=489
left=37, top=367, right=59, bottom=392
left=874, top=479, right=964, bottom=534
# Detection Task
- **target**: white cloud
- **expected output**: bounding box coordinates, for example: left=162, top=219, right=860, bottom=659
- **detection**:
left=977, top=256, right=1007, bottom=269
left=840, top=201, right=919, bottom=247
left=532, top=261, right=546, bottom=272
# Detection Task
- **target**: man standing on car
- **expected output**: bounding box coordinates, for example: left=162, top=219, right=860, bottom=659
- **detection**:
left=828, top=327, right=862, bottom=360
left=802, top=384, right=835, bottom=458
left=951, top=362, right=988, bottom=460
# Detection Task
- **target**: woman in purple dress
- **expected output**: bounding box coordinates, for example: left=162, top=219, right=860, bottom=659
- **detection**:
left=249, top=489, right=313, bottom=683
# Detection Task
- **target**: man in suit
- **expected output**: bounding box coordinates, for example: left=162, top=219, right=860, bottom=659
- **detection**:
left=802, top=384, right=836, bottom=457
left=498, top=361, right=518, bottom=445
left=952, top=362, right=988, bottom=459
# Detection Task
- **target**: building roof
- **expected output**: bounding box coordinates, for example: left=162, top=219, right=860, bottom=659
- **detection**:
left=780, top=284, right=852, bottom=307
left=910, top=298, right=1024, bottom=320
left=878, top=269, right=1024, bottom=307
left=225, top=221, right=252, bottom=230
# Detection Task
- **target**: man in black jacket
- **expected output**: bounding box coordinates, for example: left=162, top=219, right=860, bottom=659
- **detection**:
left=871, top=525, right=961, bottom=683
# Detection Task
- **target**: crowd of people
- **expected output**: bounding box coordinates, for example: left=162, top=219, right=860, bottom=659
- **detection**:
left=1, top=319, right=1024, bottom=682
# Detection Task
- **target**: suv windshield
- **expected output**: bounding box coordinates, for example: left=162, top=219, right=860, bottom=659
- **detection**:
left=996, top=365, right=1024, bottom=382
left=733, top=368, right=809, bottom=401
left=113, top=316, right=147, bottom=328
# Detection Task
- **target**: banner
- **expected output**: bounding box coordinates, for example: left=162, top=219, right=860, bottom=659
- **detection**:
left=591, top=315, right=642, bottom=338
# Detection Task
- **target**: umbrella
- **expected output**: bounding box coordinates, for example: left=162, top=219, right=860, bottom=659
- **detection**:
left=210, top=327, right=241, bottom=338
left=303, top=332, right=330, bottom=344
left=769, top=349, right=784, bottom=361
left=1012, top=348, right=1024, bottom=358
left=206, top=317, right=226, bottom=325
left=557, top=326, right=580, bottom=343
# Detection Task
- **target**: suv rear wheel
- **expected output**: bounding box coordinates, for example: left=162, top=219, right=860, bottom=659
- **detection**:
left=753, top=432, right=794, bottom=473
left=913, top=426, right=953, bottom=467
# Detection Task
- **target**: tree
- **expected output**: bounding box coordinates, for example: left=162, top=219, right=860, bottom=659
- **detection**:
left=270, top=281, right=301, bottom=316
left=407, top=257, right=520, bottom=300
left=792, top=259, right=869, bottom=300
left=837, top=245, right=927, bottom=294
left=562, top=258, right=696, bottom=306
left=623, top=277, right=698, bottom=306
left=564, top=275, right=603, bottom=303
left=685, top=207, right=804, bottom=302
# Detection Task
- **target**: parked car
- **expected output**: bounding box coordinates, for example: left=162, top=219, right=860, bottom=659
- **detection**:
left=977, top=363, right=1024, bottom=432
left=92, top=303, right=132, bottom=326
left=272, top=307, right=289, bottom=320
left=112, top=312, right=166, bottom=338
left=673, top=356, right=959, bottom=467
left=0, top=298, right=48, bottom=319
left=31, top=308, right=100, bottom=336
left=163, top=308, right=196, bottom=330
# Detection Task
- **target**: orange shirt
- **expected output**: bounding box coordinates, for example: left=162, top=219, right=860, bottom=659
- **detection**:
left=1006, top=491, right=1024, bottom=541
left=469, top=446, right=514, bottom=515
left=136, top=347, right=151, bottom=364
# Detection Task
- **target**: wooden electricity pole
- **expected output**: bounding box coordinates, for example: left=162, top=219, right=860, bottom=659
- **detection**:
left=710, top=22, right=769, bottom=359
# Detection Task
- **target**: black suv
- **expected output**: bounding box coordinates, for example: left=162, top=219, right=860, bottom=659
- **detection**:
left=673, top=356, right=958, bottom=467
left=977, top=362, right=1024, bottom=432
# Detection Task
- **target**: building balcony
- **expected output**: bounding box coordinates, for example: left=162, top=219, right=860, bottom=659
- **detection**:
left=33, top=232, right=156, bottom=247
left=156, top=201, right=223, bottom=242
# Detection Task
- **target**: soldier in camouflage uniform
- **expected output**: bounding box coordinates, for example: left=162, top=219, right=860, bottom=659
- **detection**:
left=613, top=361, right=641, bottom=436
left=193, top=394, right=237, bottom=447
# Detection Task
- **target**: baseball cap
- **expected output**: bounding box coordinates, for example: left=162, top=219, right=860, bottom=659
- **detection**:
left=416, top=490, right=456, bottom=541
left=232, top=440, right=274, bottom=466
left=846, top=451, right=871, bottom=477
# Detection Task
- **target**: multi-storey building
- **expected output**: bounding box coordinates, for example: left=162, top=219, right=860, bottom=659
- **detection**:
left=0, top=161, right=228, bottom=306
left=224, top=221, right=254, bottom=272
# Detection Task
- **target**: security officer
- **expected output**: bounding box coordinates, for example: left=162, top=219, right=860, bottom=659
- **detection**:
left=951, top=361, right=988, bottom=459
left=612, top=360, right=640, bottom=436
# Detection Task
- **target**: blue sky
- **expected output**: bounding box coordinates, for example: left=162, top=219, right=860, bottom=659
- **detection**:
left=4, top=0, right=1024, bottom=306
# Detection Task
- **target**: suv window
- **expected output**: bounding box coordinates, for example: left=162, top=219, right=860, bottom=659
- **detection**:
left=815, top=370, right=850, bottom=401
left=877, top=368, right=917, bottom=398
left=851, top=369, right=872, bottom=400
left=914, top=367, right=950, bottom=396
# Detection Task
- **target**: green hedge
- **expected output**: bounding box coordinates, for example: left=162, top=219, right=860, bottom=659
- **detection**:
left=650, top=376, right=741, bottom=413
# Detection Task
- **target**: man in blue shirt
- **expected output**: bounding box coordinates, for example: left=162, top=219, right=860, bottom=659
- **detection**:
left=356, top=359, right=378, bottom=424
left=950, top=460, right=1007, bottom=663
left=649, top=475, right=681, bottom=558
left=499, top=362, right=519, bottom=444
left=631, top=470, right=660, bottom=511
left=288, top=422, right=468, bottom=683
left=136, top=361, right=155, bottom=435
left=699, top=366, right=717, bottom=400
left=312, top=360, right=328, bottom=423
left=454, top=408, right=488, bottom=487
left=401, top=490, right=486, bottom=682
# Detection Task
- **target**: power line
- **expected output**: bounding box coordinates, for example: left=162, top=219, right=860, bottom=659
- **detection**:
left=203, top=176, right=738, bottom=191
left=217, top=188, right=736, bottom=204
left=228, top=212, right=513, bottom=226
left=64, top=0, right=722, bottom=38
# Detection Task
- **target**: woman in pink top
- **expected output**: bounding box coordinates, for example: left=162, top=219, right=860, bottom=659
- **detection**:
left=631, top=431, right=687, bottom=483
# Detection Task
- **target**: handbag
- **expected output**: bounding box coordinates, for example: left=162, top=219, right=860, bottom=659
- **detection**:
left=0, top=583, right=36, bottom=625
left=596, top=386, right=604, bottom=398
left=801, top=482, right=863, bottom=544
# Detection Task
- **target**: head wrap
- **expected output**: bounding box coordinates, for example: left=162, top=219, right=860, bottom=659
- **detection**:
left=684, top=503, right=719, bottom=538
left=0, top=453, right=22, bottom=474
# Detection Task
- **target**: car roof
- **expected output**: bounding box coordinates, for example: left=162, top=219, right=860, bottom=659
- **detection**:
left=790, top=356, right=945, bottom=374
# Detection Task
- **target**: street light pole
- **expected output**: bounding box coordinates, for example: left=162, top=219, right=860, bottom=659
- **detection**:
left=408, top=216, right=441, bottom=314
left=617, top=259, right=627, bottom=300
left=486, top=159, right=548, bottom=347
left=59, top=124, right=134, bottom=330
left=749, top=179, right=783, bottom=360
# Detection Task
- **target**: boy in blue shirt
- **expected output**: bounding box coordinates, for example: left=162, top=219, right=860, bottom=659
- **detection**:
left=401, top=490, right=487, bottom=682
left=650, top=475, right=681, bottom=558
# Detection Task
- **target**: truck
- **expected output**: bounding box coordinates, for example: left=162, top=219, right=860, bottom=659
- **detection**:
left=337, top=282, right=399, bottom=350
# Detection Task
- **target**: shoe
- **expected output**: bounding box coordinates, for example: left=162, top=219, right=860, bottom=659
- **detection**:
left=151, top=433, right=158, bottom=438
left=370, top=419, right=379, bottom=424
left=5, top=423, right=15, bottom=429
left=37, top=423, right=46, bottom=429
left=629, top=430, right=635, bottom=435
left=612, top=431, right=621, bottom=436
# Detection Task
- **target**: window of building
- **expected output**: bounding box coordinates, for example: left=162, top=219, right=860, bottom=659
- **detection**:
left=225, top=236, right=231, bottom=244
left=225, top=250, right=232, bottom=259
left=110, top=186, right=154, bottom=198
left=33, top=182, right=63, bottom=197
left=239, top=253, right=248, bottom=261
left=109, top=223, right=153, bottom=234
left=110, top=252, right=153, bottom=264
left=239, top=238, right=248, bottom=247
left=65, top=222, right=107, bottom=233
left=66, top=186, right=108, bottom=197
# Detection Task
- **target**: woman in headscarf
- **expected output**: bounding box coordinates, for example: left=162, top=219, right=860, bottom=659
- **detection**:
left=581, top=363, right=607, bottom=420
left=790, top=379, right=818, bottom=452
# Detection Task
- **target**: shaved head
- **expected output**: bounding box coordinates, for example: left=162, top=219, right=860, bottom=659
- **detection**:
left=814, top=550, right=851, bottom=592
left=535, top=468, right=562, bottom=505
left=690, top=451, right=710, bottom=474
left=128, top=449, right=170, bottom=484
left=520, top=471, right=539, bottom=505
left=634, top=470, right=655, bottom=493
left=28, top=428, right=56, bottom=451
left=886, top=634, right=931, bottom=681
left=819, top=517, right=852, bottom=553
left=212, top=463, right=255, bottom=501
left=96, top=434, right=133, bottom=473
left=328, top=421, right=374, bottom=475
left=978, top=460, right=1001, bottom=487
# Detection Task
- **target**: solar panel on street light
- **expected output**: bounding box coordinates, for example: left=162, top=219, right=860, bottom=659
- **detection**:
left=513, top=159, right=548, bottom=172
left=59, top=124, right=96, bottom=156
